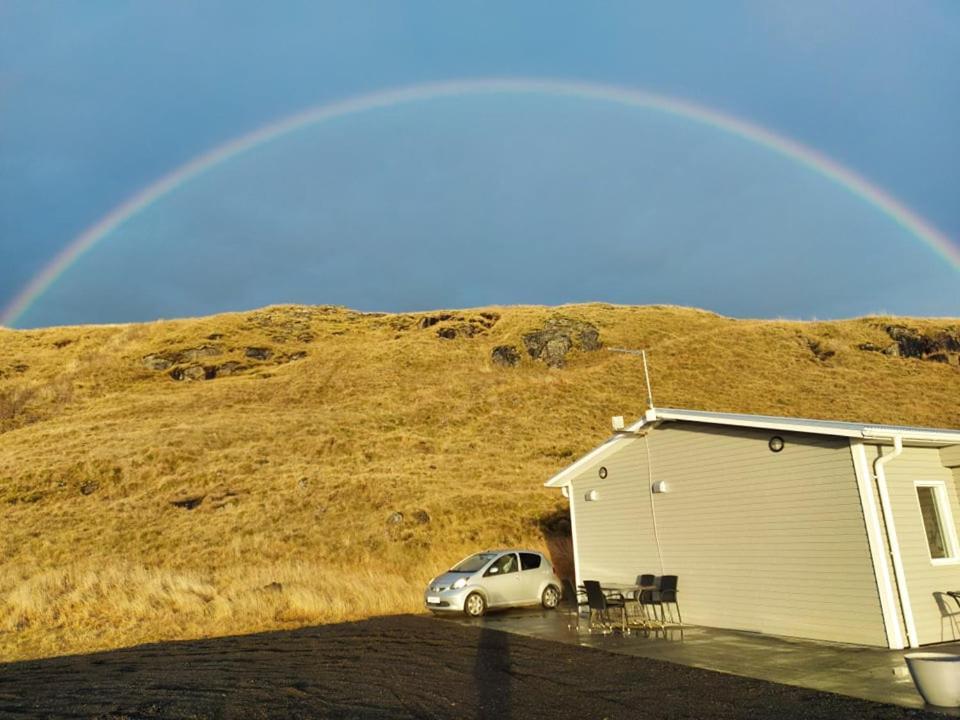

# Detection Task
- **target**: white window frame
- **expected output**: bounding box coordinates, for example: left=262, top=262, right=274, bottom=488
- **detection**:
left=914, top=480, right=960, bottom=566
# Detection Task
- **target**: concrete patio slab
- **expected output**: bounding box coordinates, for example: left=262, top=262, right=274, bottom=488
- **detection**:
left=449, top=609, right=960, bottom=714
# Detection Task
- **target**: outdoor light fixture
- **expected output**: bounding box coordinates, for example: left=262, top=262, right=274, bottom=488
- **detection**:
left=585, top=489, right=600, bottom=502
left=561, top=486, right=570, bottom=498
left=769, top=436, right=785, bottom=453
left=611, top=415, right=625, bottom=431
left=651, top=481, right=669, bottom=494
left=598, top=466, right=608, bottom=479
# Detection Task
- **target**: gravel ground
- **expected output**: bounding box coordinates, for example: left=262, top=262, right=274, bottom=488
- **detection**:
left=0, top=615, right=946, bottom=719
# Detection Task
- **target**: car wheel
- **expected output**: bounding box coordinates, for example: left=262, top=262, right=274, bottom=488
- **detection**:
left=464, top=592, right=486, bottom=617
left=541, top=585, right=560, bottom=609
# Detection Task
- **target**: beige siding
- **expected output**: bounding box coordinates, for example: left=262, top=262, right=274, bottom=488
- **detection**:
left=868, top=445, right=960, bottom=645
left=941, top=445, right=960, bottom=469
left=569, top=423, right=887, bottom=646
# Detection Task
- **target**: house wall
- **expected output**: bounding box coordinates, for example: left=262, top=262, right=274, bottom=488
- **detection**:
left=867, top=444, right=960, bottom=645
left=568, top=423, right=887, bottom=646
left=941, top=445, right=960, bottom=469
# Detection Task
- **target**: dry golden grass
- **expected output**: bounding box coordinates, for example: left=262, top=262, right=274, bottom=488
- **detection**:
left=0, top=303, right=957, bottom=661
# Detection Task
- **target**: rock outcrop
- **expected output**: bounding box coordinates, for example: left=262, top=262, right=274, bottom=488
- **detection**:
left=491, top=345, right=521, bottom=367
left=859, top=325, right=960, bottom=366
left=522, top=317, right=601, bottom=368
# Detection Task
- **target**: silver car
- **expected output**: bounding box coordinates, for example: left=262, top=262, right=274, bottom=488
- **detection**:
left=424, top=549, right=562, bottom=617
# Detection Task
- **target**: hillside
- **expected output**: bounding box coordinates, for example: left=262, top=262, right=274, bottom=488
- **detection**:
left=1, top=303, right=959, bottom=661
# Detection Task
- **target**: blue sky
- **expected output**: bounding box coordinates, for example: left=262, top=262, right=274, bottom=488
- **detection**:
left=1, top=1, right=958, bottom=326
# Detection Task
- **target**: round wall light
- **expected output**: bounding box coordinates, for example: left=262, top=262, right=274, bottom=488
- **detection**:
left=769, top=436, right=785, bottom=453
left=598, top=466, right=608, bottom=479
left=585, top=489, right=600, bottom=502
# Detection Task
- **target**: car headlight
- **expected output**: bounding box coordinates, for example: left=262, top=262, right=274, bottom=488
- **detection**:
left=452, top=577, right=467, bottom=590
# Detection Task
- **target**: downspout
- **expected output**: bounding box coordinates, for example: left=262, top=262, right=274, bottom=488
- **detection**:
left=873, top=435, right=919, bottom=648
left=565, top=484, right=583, bottom=589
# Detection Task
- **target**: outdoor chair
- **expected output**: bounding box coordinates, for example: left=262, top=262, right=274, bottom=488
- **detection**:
left=631, top=574, right=657, bottom=626
left=637, top=575, right=682, bottom=627
left=561, top=579, right=587, bottom=614
left=656, top=575, right=682, bottom=626
left=934, top=591, right=960, bottom=642
left=561, top=579, right=588, bottom=631
left=583, top=580, right=627, bottom=634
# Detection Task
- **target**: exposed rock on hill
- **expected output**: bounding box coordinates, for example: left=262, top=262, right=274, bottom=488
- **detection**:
left=522, top=317, right=601, bottom=367
left=491, top=345, right=521, bottom=367
left=859, top=324, right=960, bottom=366
left=421, top=312, right=500, bottom=340
left=142, top=345, right=222, bottom=371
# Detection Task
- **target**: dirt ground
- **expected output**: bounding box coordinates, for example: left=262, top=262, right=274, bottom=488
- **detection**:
left=0, top=614, right=944, bottom=719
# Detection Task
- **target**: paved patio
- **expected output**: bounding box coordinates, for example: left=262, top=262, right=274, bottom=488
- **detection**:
left=450, top=608, right=960, bottom=714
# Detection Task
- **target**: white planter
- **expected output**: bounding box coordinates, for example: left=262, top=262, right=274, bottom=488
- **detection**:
left=905, top=652, right=960, bottom=707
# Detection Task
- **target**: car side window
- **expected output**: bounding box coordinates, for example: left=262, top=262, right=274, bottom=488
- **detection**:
left=485, top=553, right=518, bottom=576
left=520, top=553, right=542, bottom=571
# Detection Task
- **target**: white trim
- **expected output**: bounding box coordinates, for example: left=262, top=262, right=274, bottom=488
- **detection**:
left=874, top=438, right=920, bottom=648
left=544, top=434, right=635, bottom=487
left=646, top=408, right=960, bottom=445
left=567, top=484, right=583, bottom=588
left=850, top=440, right=904, bottom=649
left=913, top=480, right=960, bottom=565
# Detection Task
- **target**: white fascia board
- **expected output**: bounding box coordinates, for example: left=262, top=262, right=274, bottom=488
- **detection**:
left=652, top=408, right=960, bottom=445
left=543, top=434, right=635, bottom=488
left=861, top=428, right=960, bottom=444
left=652, top=409, right=862, bottom=438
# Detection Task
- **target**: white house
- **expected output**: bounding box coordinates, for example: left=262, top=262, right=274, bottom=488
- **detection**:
left=546, top=407, right=960, bottom=649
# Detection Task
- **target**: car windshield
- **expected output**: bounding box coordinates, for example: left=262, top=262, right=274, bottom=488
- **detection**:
left=450, top=552, right=497, bottom=573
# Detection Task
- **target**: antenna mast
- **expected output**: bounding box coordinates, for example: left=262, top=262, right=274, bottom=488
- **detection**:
left=607, top=347, right=655, bottom=412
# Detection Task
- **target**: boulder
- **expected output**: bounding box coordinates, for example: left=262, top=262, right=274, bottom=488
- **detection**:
left=522, top=317, right=601, bottom=368
left=491, top=345, right=520, bottom=367
left=886, top=326, right=936, bottom=359
left=169, top=365, right=207, bottom=381
left=245, top=347, right=273, bottom=361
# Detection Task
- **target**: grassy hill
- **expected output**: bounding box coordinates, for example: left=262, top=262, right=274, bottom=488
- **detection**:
left=1, top=303, right=959, bottom=661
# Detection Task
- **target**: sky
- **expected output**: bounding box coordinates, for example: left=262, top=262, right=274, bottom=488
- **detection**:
left=1, top=1, right=958, bottom=327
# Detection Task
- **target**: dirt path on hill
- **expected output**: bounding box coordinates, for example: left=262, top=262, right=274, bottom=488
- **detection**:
left=0, top=614, right=942, bottom=719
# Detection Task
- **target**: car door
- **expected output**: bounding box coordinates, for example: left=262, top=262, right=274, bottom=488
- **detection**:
left=482, top=552, right=522, bottom=607
left=519, top=552, right=546, bottom=602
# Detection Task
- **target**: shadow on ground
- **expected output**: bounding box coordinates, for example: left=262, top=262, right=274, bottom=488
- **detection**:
left=0, top=613, right=946, bottom=719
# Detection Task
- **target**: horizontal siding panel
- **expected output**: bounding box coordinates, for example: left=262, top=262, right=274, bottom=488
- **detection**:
left=940, top=445, right=960, bottom=468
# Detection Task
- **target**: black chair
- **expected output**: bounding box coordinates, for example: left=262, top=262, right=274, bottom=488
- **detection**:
left=657, top=575, right=682, bottom=626
left=632, top=574, right=657, bottom=626
left=636, top=574, right=656, bottom=589
left=583, top=580, right=627, bottom=633
left=561, top=579, right=587, bottom=613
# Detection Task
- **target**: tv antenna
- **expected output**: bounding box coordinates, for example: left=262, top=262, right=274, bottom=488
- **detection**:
left=607, top=347, right=655, bottom=413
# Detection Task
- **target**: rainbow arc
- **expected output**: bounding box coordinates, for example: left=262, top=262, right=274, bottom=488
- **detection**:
left=3, top=78, right=957, bottom=327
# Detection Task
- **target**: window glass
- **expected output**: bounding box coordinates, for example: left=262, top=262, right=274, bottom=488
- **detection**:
left=917, top=486, right=949, bottom=560
left=485, top=553, right=518, bottom=576
left=520, top=552, right=542, bottom=570
left=451, top=552, right=497, bottom=573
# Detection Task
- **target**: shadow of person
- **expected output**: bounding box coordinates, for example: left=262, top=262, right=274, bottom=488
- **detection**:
left=473, top=623, right=512, bottom=720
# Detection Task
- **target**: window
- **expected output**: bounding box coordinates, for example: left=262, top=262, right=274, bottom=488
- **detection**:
left=451, top=552, right=497, bottom=573
left=485, top=553, right=518, bottom=576
left=915, top=482, right=959, bottom=563
left=520, top=552, right=542, bottom=571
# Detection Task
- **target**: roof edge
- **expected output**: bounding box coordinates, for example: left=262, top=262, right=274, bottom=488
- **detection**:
left=544, top=408, right=960, bottom=489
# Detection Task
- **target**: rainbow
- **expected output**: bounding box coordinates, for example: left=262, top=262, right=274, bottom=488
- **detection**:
left=4, top=78, right=958, bottom=327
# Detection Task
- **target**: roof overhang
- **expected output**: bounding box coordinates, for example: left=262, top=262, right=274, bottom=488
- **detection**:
left=544, top=407, right=960, bottom=488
